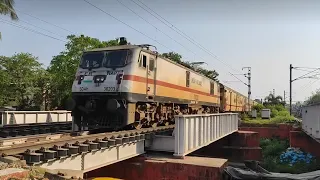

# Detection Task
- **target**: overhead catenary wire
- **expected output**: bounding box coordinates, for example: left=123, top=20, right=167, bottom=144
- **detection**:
left=83, top=0, right=177, bottom=54
left=130, top=0, right=243, bottom=75
left=129, top=0, right=249, bottom=93
left=115, top=0, right=197, bottom=57
left=0, top=2, right=76, bottom=35
left=120, top=0, right=248, bottom=90
left=0, top=18, right=67, bottom=43
left=16, top=18, right=66, bottom=39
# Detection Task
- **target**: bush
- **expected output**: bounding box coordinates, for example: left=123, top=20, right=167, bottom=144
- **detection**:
left=274, top=104, right=286, bottom=112
left=260, top=138, right=288, bottom=157
left=271, top=108, right=278, bottom=118
left=252, top=104, right=264, bottom=112
left=277, top=110, right=290, bottom=117
left=240, top=112, right=248, bottom=120
left=260, top=138, right=320, bottom=174
left=272, top=115, right=295, bottom=124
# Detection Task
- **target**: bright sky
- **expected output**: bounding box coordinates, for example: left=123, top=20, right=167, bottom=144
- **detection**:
left=1, top=0, right=320, bottom=102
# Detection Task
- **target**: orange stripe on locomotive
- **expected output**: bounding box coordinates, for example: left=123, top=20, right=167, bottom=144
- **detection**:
left=123, top=49, right=220, bottom=107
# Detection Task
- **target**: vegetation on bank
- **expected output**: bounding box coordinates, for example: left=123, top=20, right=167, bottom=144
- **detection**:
left=260, top=138, right=320, bottom=174
left=241, top=103, right=296, bottom=125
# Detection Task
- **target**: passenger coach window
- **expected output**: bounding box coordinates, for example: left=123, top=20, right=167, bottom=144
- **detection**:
left=149, top=58, right=155, bottom=71
left=186, top=71, right=190, bottom=87
left=210, top=82, right=214, bottom=95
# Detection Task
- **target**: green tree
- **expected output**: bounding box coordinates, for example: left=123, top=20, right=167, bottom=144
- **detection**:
left=162, top=52, right=182, bottom=63
left=263, top=93, right=284, bottom=106
left=33, top=69, right=52, bottom=110
left=305, top=90, right=320, bottom=105
left=161, top=51, right=219, bottom=81
left=252, top=103, right=264, bottom=112
left=0, top=0, right=19, bottom=39
left=0, top=53, right=44, bottom=109
left=47, top=34, right=120, bottom=108
left=0, top=57, right=10, bottom=105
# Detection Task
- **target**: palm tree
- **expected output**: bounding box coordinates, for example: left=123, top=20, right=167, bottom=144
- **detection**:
left=264, top=93, right=283, bottom=106
left=0, top=0, right=19, bottom=39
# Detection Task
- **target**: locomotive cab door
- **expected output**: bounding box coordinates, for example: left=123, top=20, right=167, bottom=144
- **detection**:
left=146, top=54, right=157, bottom=100
left=140, top=52, right=157, bottom=100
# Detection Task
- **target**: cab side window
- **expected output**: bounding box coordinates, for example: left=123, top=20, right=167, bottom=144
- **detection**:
left=142, top=55, right=147, bottom=68
left=139, top=54, right=147, bottom=68
left=149, top=58, right=155, bottom=71
left=210, top=82, right=214, bottom=95
left=186, top=71, right=190, bottom=87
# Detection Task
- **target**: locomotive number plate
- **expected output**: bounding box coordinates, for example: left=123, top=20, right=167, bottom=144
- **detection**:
left=104, top=87, right=116, bottom=92
left=106, top=71, right=120, bottom=75
left=83, top=76, right=93, bottom=83
left=79, top=87, right=88, bottom=91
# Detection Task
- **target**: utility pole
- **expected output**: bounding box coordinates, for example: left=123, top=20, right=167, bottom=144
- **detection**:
left=283, top=90, right=286, bottom=103
left=273, top=89, right=275, bottom=96
left=289, top=64, right=320, bottom=115
left=290, top=64, right=293, bottom=115
left=242, top=67, right=252, bottom=111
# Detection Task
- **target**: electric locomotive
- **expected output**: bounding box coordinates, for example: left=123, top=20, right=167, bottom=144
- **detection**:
left=66, top=38, right=223, bottom=131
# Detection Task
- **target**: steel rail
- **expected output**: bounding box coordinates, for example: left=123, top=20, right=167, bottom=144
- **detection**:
left=0, top=125, right=174, bottom=156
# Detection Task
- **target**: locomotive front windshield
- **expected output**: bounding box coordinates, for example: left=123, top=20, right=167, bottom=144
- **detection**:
left=79, top=49, right=132, bottom=69
left=104, top=49, right=132, bottom=67
left=80, top=52, right=104, bottom=69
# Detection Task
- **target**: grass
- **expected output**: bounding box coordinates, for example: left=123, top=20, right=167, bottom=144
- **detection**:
left=260, top=138, right=320, bottom=174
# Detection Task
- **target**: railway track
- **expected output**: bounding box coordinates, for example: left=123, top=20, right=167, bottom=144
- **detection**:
left=0, top=125, right=174, bottom=165
left=0, top=122, right=72, bottom=138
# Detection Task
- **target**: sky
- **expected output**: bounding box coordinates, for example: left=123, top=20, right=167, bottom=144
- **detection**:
left=1, top=0, right=320, bottom=102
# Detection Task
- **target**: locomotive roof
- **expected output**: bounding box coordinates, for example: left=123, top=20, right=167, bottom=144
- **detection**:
left=85, top=44, right=140, bottom=52
left=220, top=83, right=248, bottom=98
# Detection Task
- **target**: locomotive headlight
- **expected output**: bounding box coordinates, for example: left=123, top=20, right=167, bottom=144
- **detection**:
left=94, top=75, right=106, bottom=83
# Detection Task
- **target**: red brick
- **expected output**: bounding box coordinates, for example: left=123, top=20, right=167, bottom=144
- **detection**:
left=85, top=155, right=227, bottom=180
left=239, top=124, right=293, bottom=140
left=221, top=146, right=262, bottom=161
left=229, top=131, right=260, bottom=147
left=290, top=131, right=320, bottom=158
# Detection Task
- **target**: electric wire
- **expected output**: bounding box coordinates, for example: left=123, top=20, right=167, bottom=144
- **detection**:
left=0, top=2, right=76, bottom=35
left=83, top=0, right=176, bottom=53
left=130, top=0, right=243, bottom=74
left=0, top=18, right=67, bottom=43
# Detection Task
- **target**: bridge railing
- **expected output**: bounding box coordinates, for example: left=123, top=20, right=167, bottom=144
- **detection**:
left=0, top=111, right=72, bottom=126
left=174, top=113, right=238, bottom=157
left=302, top=104, right=320, bottom=139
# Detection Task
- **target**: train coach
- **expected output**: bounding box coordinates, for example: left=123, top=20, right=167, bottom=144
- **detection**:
left=66, top=38, right=252, bottom=131
left=219, top=84, right=250, bottom=113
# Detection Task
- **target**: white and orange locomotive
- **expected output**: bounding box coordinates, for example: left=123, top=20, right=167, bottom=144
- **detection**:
left=67, top=38, right=251, bottom=131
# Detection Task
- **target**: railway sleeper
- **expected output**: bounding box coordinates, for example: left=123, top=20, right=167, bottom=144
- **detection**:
left=93, top=139, right=109, bottom=149
left=19, top=129, right=31, bottom=136
left=5, top=129, right=152, bottom=165
left=38, top=128, right=50, bottom=134
left=84, top=140, right=99, bottom=152
left=23, top=151, right=43, bottom=165
left=0, top=131, right=10, bottom=138
left=9, top=130, right=18, bottom=137
left=52, top=146, right=69, bottom=159
left=37, top=148, right=56, bottom=162
left=74, top=141, right=89, bottom=154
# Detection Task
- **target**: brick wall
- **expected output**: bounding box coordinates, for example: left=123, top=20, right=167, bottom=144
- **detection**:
left=85, top=156, right=227, bottom=180
left=239, top=124, right=300, bottom=140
